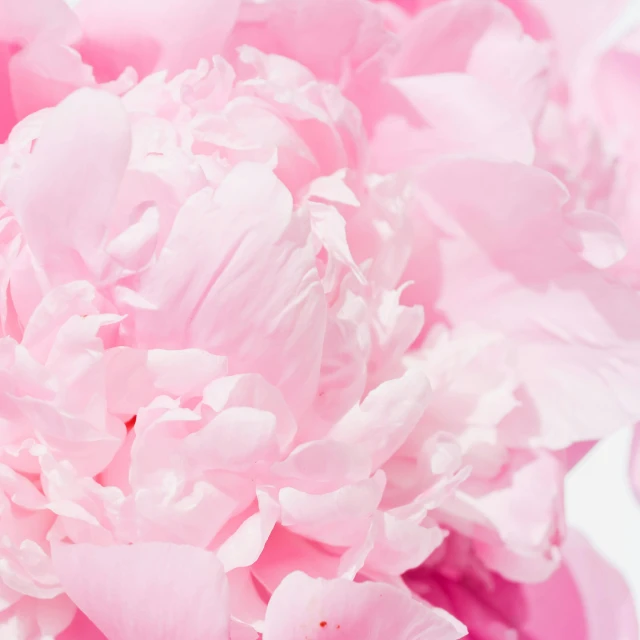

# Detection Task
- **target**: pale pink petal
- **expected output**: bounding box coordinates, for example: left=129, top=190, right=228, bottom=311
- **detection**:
left=8, top=40, right=95, bottom=121
left=4, top=310, right=125, bottom=476
left=0, top=595, right=76, bottom=640
left=230, top=618, right=260, bottom=640
left=0, top=0, right=80, bottom=139
left=127, top=400, right=254, bottom=547
left=77, top=0, right=241, bottom=80
left=252, top=526, right=345, bottom=592
left=216, top=490, right=280, bottom=572
left=564, top=209, right=627, bottom=269
left=329, top=370, right=431, bottom=469
left=263, top=571, right=466, bottom=640
left=8, top=88, right=131, bottom=285
left=369, top=73, right=534, bottom=173
left=52, top=542, right=230, bottom=640
left=388, top=0, right=550, bottom=125
left=0, top=0, right=79, bottom=51
left=104, top=346, right=227, bottom=416
left=447, top=451, right=564, bottom=583
left=519, top=0, right=628, bottom=72
left=20, top=281, right=101, bottom=362
left=230, top=0, right=390, bottom=84
left=593, top=48, right=640, bottom=148
left=201, top=373, right=297, bottom=454
left=415, top=157, right=640, bottom=448
left=390, top=0, right=519, bottom=77
left=308, top=286, right=369, bottom=428
left=271, top=440, right=372, bottom=493
left=278, top=472, right=386, bottom=546
left=128, top=163, right=326, bottom=416
left=364, top=511, right=447, bottom=576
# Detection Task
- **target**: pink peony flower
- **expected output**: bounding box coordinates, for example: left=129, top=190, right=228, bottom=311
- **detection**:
left=405, top=529, right=638, bottom=640
left=0, top=0, right=638, bottom=638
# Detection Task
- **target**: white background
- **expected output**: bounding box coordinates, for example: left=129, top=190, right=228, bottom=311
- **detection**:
left=567, top=430, right=640, bottom=613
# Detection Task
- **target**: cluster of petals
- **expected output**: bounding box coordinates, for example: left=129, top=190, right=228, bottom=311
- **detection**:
left=0, top=0, right=639, bottom=638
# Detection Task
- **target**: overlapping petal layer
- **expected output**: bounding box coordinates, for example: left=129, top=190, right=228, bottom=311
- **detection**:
left=0, top=0, right=638, bottom=637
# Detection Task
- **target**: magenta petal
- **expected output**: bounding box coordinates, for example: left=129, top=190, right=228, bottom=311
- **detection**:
left=57, top=610, right=107, bottom=640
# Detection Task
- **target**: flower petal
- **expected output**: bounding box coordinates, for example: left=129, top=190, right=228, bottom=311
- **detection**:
left=263, top=571, right=466, bottom=640
left=52, top=542, right=230, bottom=640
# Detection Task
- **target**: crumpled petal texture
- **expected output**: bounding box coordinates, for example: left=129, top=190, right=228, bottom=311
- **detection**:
left=0, top=0, right=638, bottom=638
